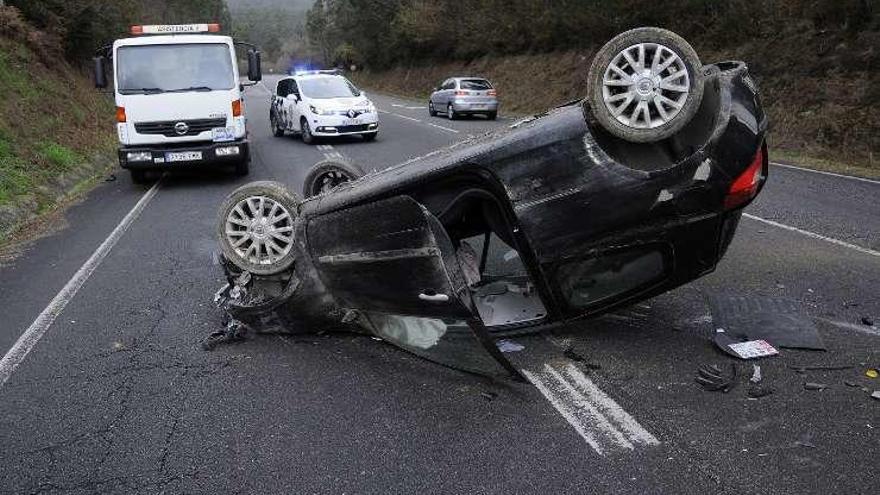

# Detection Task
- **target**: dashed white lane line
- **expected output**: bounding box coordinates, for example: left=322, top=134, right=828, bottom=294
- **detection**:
left=391, top=104, right=425, bottom=110
left=743, top=213, right=880, bottom=258
left=770, top=162, right=880, bottom=185
left=0, top=179, right=163, bottom=388
left=392, top=113, right=421, bottom=122
left=521, top=363, right=659, bottom=455
left=427, top=122, right=460, bottom=134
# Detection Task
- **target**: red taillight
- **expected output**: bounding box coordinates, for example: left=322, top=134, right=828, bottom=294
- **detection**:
left=115, top=106, right=127, bottom=123
left=487, top=89, right=497, bottom=96
left=231, top=99, right=242, bottom=117
left=455, top=90, right=470, bottom=96
left=724, top=143, right=766, bottom=210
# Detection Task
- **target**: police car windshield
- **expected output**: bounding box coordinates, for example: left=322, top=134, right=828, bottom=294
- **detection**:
left=116, top=43, right=234, bottom=94
left=299, top=77, right=360, bottom=99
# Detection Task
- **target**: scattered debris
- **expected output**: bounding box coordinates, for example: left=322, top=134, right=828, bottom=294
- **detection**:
left=727, top=340, right=779, bottom=359
left=862, top=317, right=875, bottom=327
left=562, top=347, right=602, bottom=369
left=708, top=294, right=826, bottom=351
left=750, top=364, right=762, bottom=383
left=480, top=391, right=497, bottom=401
left=104, top=173, right=117, bottom=182
left=695, top=364, right=737, bottom=393
left=747, top=386, right=773, bottom=398
left=496, top=339, right=525, bottom=353
left=867, top=369, right=879, bottom=379
left=871, top=391, right=880, bottom=401
left=845, top=381, right=860, bottom=388
left=804, top=382, right=827, bottom=391
left=789, top=364, right=854, bottom=373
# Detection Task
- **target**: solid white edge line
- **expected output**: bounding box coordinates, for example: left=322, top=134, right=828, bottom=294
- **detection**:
left=521, top=368, right=606, bottom=455
left=770, top=162, right=880, bottom=185
left=743, top=213, right=880, bottom=258
left=0, top=179, right=163, bottom=387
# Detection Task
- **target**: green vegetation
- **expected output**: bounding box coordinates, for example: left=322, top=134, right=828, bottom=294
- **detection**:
left=307, top=0, right=879, bottom=172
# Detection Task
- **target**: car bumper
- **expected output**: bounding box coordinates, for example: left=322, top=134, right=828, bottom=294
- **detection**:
left=452, top=101, right=499, bottom=113
left=309, top=113, right=379, bottom=136
left=118, top=139, right=249, bottom=170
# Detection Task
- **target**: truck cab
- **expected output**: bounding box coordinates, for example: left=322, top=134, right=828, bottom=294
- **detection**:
left=94, top=24, right=262, bottom=183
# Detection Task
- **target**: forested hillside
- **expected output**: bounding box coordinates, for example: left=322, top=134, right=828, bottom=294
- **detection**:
left=305, top=0, right=879, bottom=173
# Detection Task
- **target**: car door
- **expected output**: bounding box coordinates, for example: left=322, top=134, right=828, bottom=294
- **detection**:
left=307, top=195, right=521, bottom=378
left=431, top=79, right=446, bottom=106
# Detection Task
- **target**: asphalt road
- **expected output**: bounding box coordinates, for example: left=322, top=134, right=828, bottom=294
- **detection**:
left=0, top=77, right=878, bottom=494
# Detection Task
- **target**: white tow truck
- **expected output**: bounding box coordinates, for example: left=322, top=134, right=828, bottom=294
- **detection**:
left=94, top=23, right=262, bottom=183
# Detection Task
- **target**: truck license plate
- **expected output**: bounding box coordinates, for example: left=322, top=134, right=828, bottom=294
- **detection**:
left=165, top=151, right=202, bottom=162
left=211, top=127, right=236, bottom=142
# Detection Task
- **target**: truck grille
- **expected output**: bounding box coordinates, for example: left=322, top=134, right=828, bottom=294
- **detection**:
left=134, top=118, right=227, bottom=137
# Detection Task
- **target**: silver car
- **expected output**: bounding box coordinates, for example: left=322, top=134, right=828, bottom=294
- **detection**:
left=429, top=77, right=498, bottom=120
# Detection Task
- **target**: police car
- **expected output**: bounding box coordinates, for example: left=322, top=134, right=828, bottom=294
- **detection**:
left=270, top=71, right=379, bottom=144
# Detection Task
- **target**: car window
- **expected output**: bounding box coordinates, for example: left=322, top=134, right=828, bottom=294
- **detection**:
left=276, top=80, right=289, bottom=97
left=460, top=79, right=493, bottom=90
left=298, top=77, right=360, bottom=99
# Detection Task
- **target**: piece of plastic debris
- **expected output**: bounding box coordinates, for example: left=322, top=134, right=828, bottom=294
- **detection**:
left=747, top=385, right=773, bottom=398
left=696, top=363, right=737, bottom=393
left=750, top=364, right=762, bottom=383
left=480, top=391, right=497, bottom=401
left=561, top=347, right=602, bottom=369
left=496, top=339, right=524, bottom=353
left=867, top=369, right=879, bottom=379
left=804, top=382, right=827, bottom=391
left=871, top=391, right=880, bottom=401
left=845, top=381, right=860, bottom=388
left=727, top=340, right=779, bottom=359
left=862, top=317, right=875, bottom=327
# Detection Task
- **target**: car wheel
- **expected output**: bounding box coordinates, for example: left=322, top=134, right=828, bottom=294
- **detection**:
left=301, top=118, right=314, bottom=144
left=362, top=132, right=377, bottom=142
left=487, top=111, right=497, bottom=120
left=586, top=27, right=704, bottom=143
left=428, top=101, right=437, bottom=117
left=447, top=103, right=456, bottom=120
left=271, top=113, right=284, bottom=137
left=216, top=181, right=300, bottom=276
left=130, top=169, right=148, bottom=184
left=302, top=158, right=365, bottom=198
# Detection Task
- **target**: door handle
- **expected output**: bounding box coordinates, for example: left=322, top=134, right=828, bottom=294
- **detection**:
left=419, top=292, right=450, bottom=303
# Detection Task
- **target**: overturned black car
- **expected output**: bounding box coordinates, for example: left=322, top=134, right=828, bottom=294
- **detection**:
left=213, top=28, right=768, bottom=379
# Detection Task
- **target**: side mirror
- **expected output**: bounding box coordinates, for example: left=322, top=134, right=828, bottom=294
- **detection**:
left=247, top=49, right=262, bottom=82
left=93, top=56, right=108, bottom=89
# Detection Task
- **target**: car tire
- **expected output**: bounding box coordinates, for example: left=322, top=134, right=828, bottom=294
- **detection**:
left=301, top=118, right=314, bottom=144
left=362, top=132, right=377, bottom=142
left=487, top=111, right=497, bottom=120
left=271, top=113, right=284, bottom=137
left=216, top=180, right=300, bottom=276
left=130, top=169, right=148, bottom=184
left=428, top=101, right=437, bottom=117
left=447, top=104, right=457, bottom=120
left=586, top=27, right=704, bottom=143
left=302, top=158, right=365, bottom=198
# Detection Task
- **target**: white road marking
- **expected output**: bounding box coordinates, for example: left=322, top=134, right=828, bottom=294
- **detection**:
left=0, top=179, right=163, bottom=387
left=392, top=113, right=421, bottom=122
left=522, top=362, right=659, bottom=455
left=316, top=145, right=333, bottom=151
left=743, top=213, right=880, bottom=257
left=427, top=123, right=460, bottom=133
left=771, top=162, right=880, bottom=185
left=391, top=104, right=425, bottom=110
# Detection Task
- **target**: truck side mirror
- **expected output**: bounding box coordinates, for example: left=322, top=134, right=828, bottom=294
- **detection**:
left=247, top=49, right=262, bottom=82
left=93, top=56, right=108, bottom=89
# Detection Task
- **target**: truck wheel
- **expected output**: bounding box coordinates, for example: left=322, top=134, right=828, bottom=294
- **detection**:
left=586, top=27, right=704, bottom=143
left=217, top=181, right=301, bottom=276
left=302, top=159, right=365, bottom=198
left=130, top=170, right=148, bottom=184
left=301, top=118, right=314, bottom=144
left=271, top=113, right=284, bottom=137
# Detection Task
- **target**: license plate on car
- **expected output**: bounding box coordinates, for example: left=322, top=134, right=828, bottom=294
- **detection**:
left=165, top=151, right=202, bottom=162
left=473, top=104, right=487, bottom=109
left=211, top=127, right=236, bottom=142
left=342, top=119, right=362, bottom=126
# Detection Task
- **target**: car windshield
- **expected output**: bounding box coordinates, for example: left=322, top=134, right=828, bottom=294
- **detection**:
left=116, top=43, right=234, bottom=94
left=460, top=79, right=493, bottom=90
left=299, top=77, right=360, bottom=99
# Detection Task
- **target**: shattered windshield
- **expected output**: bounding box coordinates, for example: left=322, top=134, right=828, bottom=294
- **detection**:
left=116, top=43, right=235, bottom=94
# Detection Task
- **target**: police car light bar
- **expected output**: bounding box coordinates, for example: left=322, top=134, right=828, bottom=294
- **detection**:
left=130, top=24, right=221, bottom=35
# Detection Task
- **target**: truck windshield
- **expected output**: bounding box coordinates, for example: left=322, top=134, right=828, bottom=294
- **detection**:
left=299, top=77, right=360, bottom=99
left=116, top=43, right=234, bottom=94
